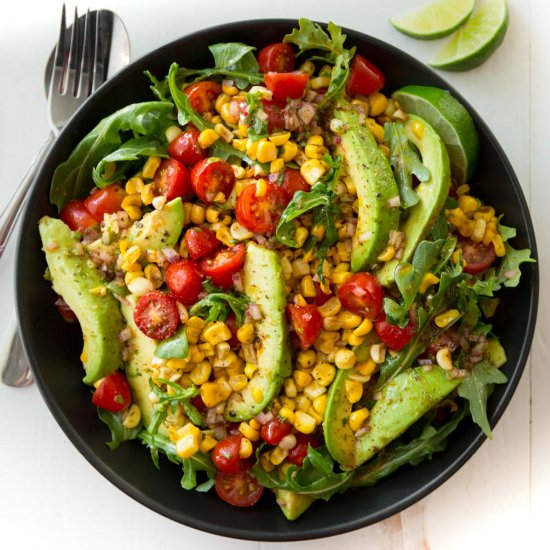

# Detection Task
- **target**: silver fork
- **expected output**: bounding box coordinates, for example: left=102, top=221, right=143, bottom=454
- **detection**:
left=0, top=6, right=127, bottom=387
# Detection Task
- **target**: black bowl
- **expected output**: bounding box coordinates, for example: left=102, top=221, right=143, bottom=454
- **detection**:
left=16, top=19, right=538, bottom=541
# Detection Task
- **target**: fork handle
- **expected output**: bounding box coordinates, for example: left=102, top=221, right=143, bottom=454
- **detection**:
left=0, top=132, right=55, bottom=258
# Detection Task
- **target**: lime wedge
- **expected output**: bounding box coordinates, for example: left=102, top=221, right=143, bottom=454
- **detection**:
left=431, top=0, right=509, bottom=71
left=391, top=0, right=475, bottom=40
left=392, top=85, right=480, bottom=183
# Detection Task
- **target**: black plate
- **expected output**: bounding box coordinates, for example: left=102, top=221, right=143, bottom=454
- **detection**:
left=15, top=20, right=538, bottom=541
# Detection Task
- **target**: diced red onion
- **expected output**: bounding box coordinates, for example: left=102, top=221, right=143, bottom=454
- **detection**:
left=118, top=327, right=133, bottom=342
left=255, top=411, right=274, bottom=425
left=256, top=109, right=268, bottom=121
left=232, top=272, right=244, bottom=293
left=247, top=303, right=263, bottom=320
left=161, top=247, right=180, bottom=263
left=387, top=195, right=401, bottom=208
left=212, top=425, right=227, bottom=439
left=417, top=358, right=433, bottom=365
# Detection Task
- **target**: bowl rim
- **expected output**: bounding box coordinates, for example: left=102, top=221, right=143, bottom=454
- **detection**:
left=16, top=18, right=539, bottom=541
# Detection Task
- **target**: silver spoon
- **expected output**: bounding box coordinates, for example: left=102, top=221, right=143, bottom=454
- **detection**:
left=1, top=9, right=130, bottom=387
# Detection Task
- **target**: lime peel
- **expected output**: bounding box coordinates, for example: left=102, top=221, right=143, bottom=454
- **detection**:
left=430, top=0, right=509, bottom=71
left=391, top=0, right=476, bottom=40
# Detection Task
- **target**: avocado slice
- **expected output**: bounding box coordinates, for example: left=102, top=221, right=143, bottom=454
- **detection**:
left=39, top=217, right=124, bottom=385
left=324, top=366, right=464, bottom=470
left=119, top=295, right=157, bottom=431
left=128, top=197, right=184, bottom=250
left=376, top=115, right=451, bottom=286
left=334, top=105, right=400, bottom=272
left=224, top=242, right=291, bottom=421
left=275, top=489, right=314, bottom=521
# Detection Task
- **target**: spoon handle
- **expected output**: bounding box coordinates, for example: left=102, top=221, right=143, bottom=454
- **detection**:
left=0, top=132, right=55, bottom=259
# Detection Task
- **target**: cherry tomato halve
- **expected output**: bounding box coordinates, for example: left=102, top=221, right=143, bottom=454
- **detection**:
left=211, top=434, right=245, bottom=474
left=184, top=226, right=221, bottom=260
left=153, top=158, right=193, bottom=201
left=287, top=433, right=320, bottom=466
left=190, top=157, right=235, bottom=204
left=183, top=80, right=221, bottom=113
left=84, top=183, right=126, bottom=222
left=167, top=125, right=207, bottom=166
left=257, top=43, right=295, bottom=73
left=346, top=54, right=385, bottom=97
left=276, top=168, right=310, bottom=206
left=235, top=182, right=285, bottom=234
left=261, top=100, right=286, bottom=133
left=459, top=238, right=497, bottom=275
left=264, top=72, right=309, bottom=102
left=214, top=469, right=264, bottom=507
left=134, top=291, right=180, bottom=340
left=92, top=371, right=132, bottom=413
left=338, top=272, right=383, bottom=320
left=374, top=313, right=416, bottom=352
left=260, top=418, right=292, bottom=446
left=165, top=259, right=204, bottom=306
left=286, top=304, right=323, bottom=350
left=200, top=244, right=246, bottom=290
left=60, top=200, right=98, bottom=231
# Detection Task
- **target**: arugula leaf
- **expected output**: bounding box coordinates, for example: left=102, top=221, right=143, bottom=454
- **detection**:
left=148, top=378, right=201, bottom=432
left=385, top=122, right=430, bottom=209
left=283, top=19, right=355, bottom=106
left=208, top=42, right=261, bottom=89
left=189, top=292, right=250, bottom=326
left=244, top=91, right=268, bottom=142
left=50, top=101, right=175, bottom=211
left=252, top=445, right=353, bottom=501
left=154, top=326, right=189, bottom=359
left=92, top=137, right=168, bottom=186
left=276, top=154, right=341, bottom=280
left=139, top=431, right=216, bottom=491
left=167, top=63, right=251, bottom=164
left=377, top=264, right=464, bottom=388
left=352, top=405, right=467, bottom=486
left=458, top=361, right=507, bottom=438
left=383, top=239, right=447, bottom=326
left=496, top=243, right=535, bottom=288
left=97, top=408, right=142, bottom=450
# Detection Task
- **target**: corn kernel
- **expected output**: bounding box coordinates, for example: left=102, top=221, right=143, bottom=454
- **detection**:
left=220, top=102, right=239, bottom=125
left=244, top=362, right=258, bottom=379
left=318, top=297, right=342, bottom=318
left=300, top=159, right=326, bottom=186
left=351, top=320, right=372, bottom=341
left=366, top=118, right=385, bottom=143
left=331, top=270, right=352, bottom=285
left=236, top=323, right=255, bottom=345
left=294, top=226, right=309, bottom=247
left=124, top=270, right=143, bottom=286
left=338, top=311, right=362, bottom=329
left=142, top=156, right=162, bottom=179
left=315, top=330, right=339, bottom=354
left=323, top=315, right=342, bottom=331
left=475, top=206, right=496, bottom=222
left=229, top=374, right=248, bottom=392
left=260, top=452, right=276, bottom=472
left=232, top=138, right=247, bottom=152
left=312, top=362, right=336, bottom=386
left=310, top=75, right=331, bottom=90
left=419, top=273, right=440, bottom=294
left=127, top=277, right=154, bottom=296
left=222, top=80, right=239, bottom=96
left=257, top=139, right=278, bottom=163
left=189, top=361, right=212, bottom=385
left=125, top=177, right=144, bottom=195
left=175, top=423, right=201, bottom=458
left=345, top=379, right=363, bottom=404
left=238, top=121, right=249, bottom=137
left=279, top=406, right=296, bottom=424
left=471, top=218, right=486, bottom=243
left=200, top=380, right=232, bottom=407
left=492, top=234, right=506, bottom=257
left=255, top=178, right=267, bottom=198
left=121, top=193, right=142, bottom=209
left=199, top=435, right=218, bottom=453
left=436, top=348, right=454, bottom=371
left=455, top=184, right=470, bottom=196
left=293, top=370, right=313, bottom=388
left=293, top=411, right=317, bottom=434
left=356, top=359, right=377, bottom=377
left=280, top=141, right=299, bottom=162
left=370, top=343, right=386, bottom=364
left=435, top=309, right=461, bottom=329
left=214, top=123, right=234, bottom=143
left=215, top=225, right=234, bottom=247
left=269, top=132, right=291, bottom=146
left=377, top=245, right=396, bottom=262
left=252, top=386, right=264, bottom=403
left=186, top=316, right=207, bottom=344
left=239, top=421, right=260, bottom=442
left=270, top=158, right=285, bottom=173
left=269, top=446, right=289, bottom=465
left=349, top=408, right=370, bottom=431
left=201, top=322, right=232, bottom=346
left=299, top=274, right=316, bottom=298
left=303, top=380, right=327, bottom=400
left=198, top=129, right=220, bottom=148
left=458, top=195, right=479, bottom=214
left=121, top=403, right=141, bottom=429
left=299, top=60, right=316, bottom=75
left=296, top=349, right=316, bottom=369
left=215, top=93, right=230, bottom=113
left=312, top=394, right=327, bottom=416
left=190, top=204, right=206, bottom=225
left=368, top=92, right=388, bottom=117
left=334, top=348, right=357, bottom=370
left=284, top=378, right=298, bottom=398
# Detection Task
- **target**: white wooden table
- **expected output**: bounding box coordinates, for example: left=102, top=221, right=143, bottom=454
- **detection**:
left=0, top=1, right=546, bottom=548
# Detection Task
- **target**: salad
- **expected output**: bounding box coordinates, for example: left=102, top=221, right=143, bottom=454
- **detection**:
left=39, top=19, right=534, bottom=519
